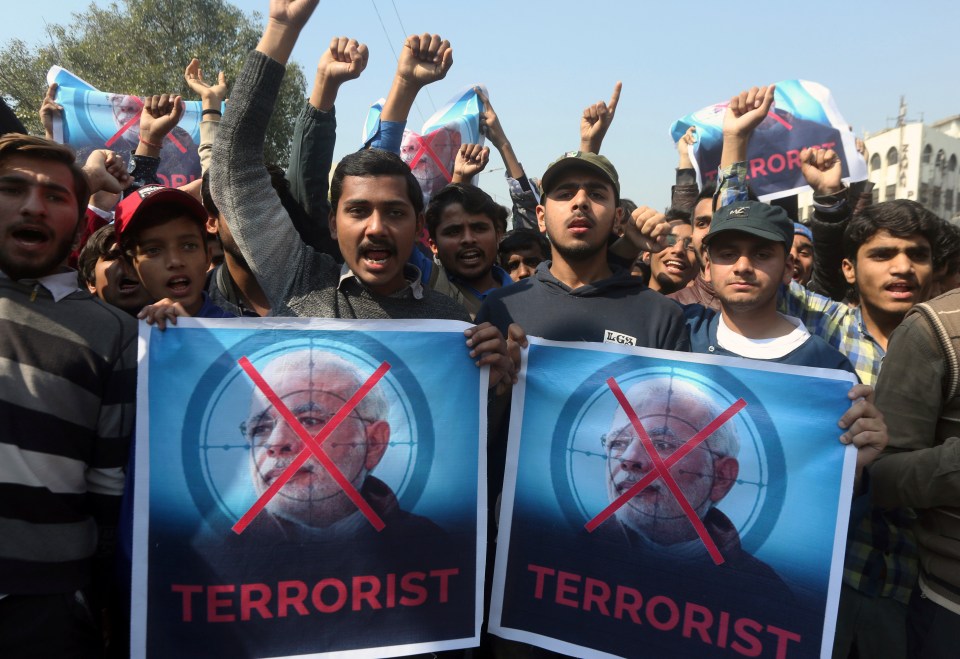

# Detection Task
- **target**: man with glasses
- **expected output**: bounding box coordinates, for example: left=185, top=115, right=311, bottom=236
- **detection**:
left=641, top=220, right=698, bottom=295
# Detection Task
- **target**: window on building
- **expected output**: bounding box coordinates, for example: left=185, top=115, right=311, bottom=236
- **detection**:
left=923, top=144, right=933, bottom=164
left=933, top=186, right=942, bottom=209
left=920, top=183, right=930, bottom=205
left=887, top=147, right=899, bottom=166
left=885, top=184, right=896, bottom=201
left=870, top=153, right=881, bottom=171
left=937, top=150, right=947, bottom=169
left=872, top=187, right=880, bottom=205
left=946, top=191, right=954, bottom=213
left=950, top=155, right=958, bottom=172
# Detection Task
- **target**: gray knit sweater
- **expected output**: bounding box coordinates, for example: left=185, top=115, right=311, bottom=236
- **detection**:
left=210, top=51, right=469, bottom=322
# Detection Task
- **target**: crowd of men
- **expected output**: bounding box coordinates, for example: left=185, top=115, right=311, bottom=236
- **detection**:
left=1, top=0, right=959, bottom=657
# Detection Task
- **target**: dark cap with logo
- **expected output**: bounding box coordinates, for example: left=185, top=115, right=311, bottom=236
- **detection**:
left=540, top=151, right=620, bottom=199
left=705, top=200, right=794, bottom=250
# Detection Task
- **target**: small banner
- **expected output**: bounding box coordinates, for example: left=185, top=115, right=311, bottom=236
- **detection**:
left=46, top=65, right=202, bottom=187
left=363, top=85, right=484, bottom=202
left=669, top=80, right=867, bottom=201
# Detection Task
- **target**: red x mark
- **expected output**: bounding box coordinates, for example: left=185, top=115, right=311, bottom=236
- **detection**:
left=231, top=356, right=391, bottom=535
left=104, top=95, right=188, bottom=153
left=407, top=131, right=453, bottom=182
left=585, top=377, right=746, bottom=566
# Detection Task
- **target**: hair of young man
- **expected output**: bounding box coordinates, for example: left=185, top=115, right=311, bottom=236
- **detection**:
left=0, top=133, right=90, bottom=225
left=200, top=170, right=218, bottom=218
left=842, top=200, right=942, bottom=263
left=932, top=218, right=960, bottom=273
left=620, top=197, right=639, bottom=219
left=664, top=206, right=690, bottom=223
left=330, top=149, right=424, bottom=217
left=424, top=183, right=508, bottom=240
left=497, top=228, right=550, bottom=266
left=77, top=224, right=118, bottom=286
left=119, top=202, right=207, bottom=257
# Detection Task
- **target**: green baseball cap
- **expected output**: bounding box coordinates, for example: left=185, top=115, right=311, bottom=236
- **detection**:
left=705, top=200, right=794, bottom=250
left=540, top=151, right=620, bottom=199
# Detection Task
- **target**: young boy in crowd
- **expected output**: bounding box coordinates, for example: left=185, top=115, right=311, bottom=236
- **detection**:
left=77, top=223, right=153, bottom=315
left=497, top=228, right=549, bottom=282
left=113, top=184, right=232, bottom=323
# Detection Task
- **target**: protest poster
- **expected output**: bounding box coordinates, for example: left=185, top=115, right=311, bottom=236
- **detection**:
left=669, top=79, right=867, bottom=201
left=131, top=318, right=485, bottom=658
left=363, top=85, right=484, bottom=203
left=46, top=65, right=203, bottom=188
left=490, top=338, right=857, bottom=658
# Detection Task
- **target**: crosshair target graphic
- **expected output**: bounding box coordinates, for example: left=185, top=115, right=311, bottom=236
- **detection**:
left=180, top=332, right=435, bottom=534
left=550, top=359, right=787, bottom=555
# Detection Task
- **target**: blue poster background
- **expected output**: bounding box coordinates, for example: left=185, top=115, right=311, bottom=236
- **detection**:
left=132, top=319, right=484, bottom=659
left=492, top=339, right=856, bottom=659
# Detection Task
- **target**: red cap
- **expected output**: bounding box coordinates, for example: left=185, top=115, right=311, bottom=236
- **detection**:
left=114, top=185, right=208, bottom=241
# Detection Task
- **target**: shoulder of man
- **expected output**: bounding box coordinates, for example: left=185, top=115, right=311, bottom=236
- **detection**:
left=796, top=334, right=859, bottom=375
left=419, top=287, right=472, bottom=322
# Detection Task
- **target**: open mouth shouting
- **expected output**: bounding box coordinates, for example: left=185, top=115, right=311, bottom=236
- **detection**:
left=10, top=224, right=52, bottom=251
left=457, top=247, right=486, bottom=268
left=166, top=275, right=192, bottom=297
left=118, top=276, right=142, bottom=295
left=358, top=241, right=397, bottom=273
left=885, top=279, right=918, bottom=301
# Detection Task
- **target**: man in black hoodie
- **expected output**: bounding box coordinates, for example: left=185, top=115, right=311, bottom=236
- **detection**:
left=477, top=152, right=688, bottom=350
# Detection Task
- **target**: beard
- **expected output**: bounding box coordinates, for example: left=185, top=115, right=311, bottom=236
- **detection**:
left=0, top=233, right=75, bottom=281
left=548, top=237, right=604, bottom=263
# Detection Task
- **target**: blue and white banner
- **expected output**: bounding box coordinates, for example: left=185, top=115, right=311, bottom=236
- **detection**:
left=46, top=65, right=203, bottom=188
left=490, top=338, right=857, bottom=658
left=363, top=85, right=484, bottom=202
left=132, top=318, right=486, bottom=659
left=669, top=80, right=867, bottom=201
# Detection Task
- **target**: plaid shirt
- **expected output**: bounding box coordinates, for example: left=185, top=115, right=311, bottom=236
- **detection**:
left=720, top=162, right=919, bottom=604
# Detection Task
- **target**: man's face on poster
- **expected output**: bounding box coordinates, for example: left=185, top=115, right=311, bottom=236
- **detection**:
left=603, top=382, right=739, bottom=546
left=109, top=94, right=141, bottom=141
left=244, top=353, right=390, bottom=528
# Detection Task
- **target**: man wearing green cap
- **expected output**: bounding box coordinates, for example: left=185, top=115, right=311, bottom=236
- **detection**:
left=477, top=151, right=687, bottom=350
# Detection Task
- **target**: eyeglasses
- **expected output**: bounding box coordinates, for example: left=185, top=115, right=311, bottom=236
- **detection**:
left=663, top=234, right=696, bottom=252
left=601, top=430, right=720, bottom=460
left=241, top=407, right=365, bottom=446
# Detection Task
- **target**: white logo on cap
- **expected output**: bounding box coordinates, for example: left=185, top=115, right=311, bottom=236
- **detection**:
left=729, top=206, right=749, bottom=217
left=137, top=185, right=166, bottom=199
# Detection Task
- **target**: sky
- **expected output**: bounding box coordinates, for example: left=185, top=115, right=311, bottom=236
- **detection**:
left=3, top=0, right=958, bottom=210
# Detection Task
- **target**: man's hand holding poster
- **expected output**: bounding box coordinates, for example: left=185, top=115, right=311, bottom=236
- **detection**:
left=490, top=338, right=857, bottom=659
left=132, top=318, right=485, bottom=658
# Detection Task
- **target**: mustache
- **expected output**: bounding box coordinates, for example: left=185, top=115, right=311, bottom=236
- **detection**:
left=358, top=240, right=397, bottom=255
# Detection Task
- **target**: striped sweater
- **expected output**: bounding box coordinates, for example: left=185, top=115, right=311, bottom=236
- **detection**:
left=0, top=278, right=137, bottom=594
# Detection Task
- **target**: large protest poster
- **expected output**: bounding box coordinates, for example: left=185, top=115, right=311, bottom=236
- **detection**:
left=46, top=65, right=203, bottom=188
left=490, top=338, right=857, bottom=658
left=669, top=79, right=867, bottom=201
left=132, top=318, right=485, bottom=658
